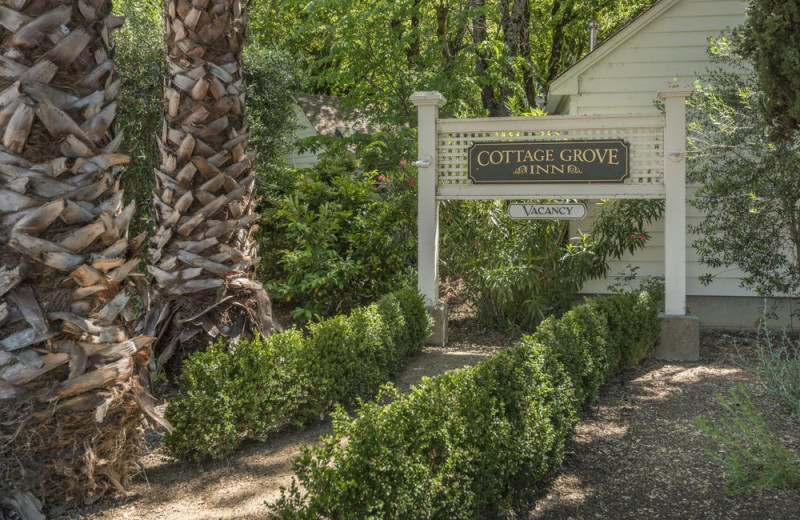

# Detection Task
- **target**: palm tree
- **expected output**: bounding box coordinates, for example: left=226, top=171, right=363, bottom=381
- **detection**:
left=149, top=0, right=274, bottom=364
left=0, top=0, right=155, bottom=511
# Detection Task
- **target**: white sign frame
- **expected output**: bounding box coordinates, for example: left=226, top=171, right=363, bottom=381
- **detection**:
left=410, top=89, right=692, bottom=317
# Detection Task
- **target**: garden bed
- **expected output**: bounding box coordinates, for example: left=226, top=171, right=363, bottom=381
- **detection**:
left=59, top=313, right=799, bottom=519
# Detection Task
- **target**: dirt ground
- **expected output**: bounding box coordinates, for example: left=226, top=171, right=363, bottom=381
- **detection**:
left=61, top=307, right=800, bottom=520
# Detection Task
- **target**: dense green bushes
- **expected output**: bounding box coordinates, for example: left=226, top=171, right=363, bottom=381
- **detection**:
left=164, top=288, right=432, bottom=460
left=440, top=199, right=663, bottom=332
left=269, top=290, right=661, bottom=519
left=258, top=151, right=417, bottom=322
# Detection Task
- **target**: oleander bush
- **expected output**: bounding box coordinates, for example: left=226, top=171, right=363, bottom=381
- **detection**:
left=164, top=287, right=432, bottom=460
left=268, top=290, right=661, bottom=519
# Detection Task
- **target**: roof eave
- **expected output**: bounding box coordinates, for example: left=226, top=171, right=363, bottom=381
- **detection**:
left=549, top=0, right=682, bottom=96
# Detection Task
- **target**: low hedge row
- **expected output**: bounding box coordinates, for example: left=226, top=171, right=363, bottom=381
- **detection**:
left=164, top=287, right=433, bottom=460
left=268, top=290, right=660, bottom=519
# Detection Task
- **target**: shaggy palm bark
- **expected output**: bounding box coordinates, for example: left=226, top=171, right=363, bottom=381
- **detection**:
left=0, top=0, right=156, bottom=511
left=149, top=0, right=273, bottom=364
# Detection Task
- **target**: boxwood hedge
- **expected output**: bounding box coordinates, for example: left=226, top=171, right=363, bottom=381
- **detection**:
left=164, top=287, right=433, bottom=460
left=268, top=290, right=660, bottom=519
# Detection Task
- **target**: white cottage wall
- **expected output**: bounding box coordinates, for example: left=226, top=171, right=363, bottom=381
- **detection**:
left=286, top=105, right=321, bottom=169
left=549, top=0, right=755, bottom=308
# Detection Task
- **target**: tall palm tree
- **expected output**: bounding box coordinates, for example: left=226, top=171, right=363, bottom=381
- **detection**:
left=0, top=0, right=155, bottom=511
left=149, top=0, right=274, bottom=363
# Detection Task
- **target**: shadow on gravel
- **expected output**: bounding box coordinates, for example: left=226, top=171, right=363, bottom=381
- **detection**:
left=527, top=339, right=800, bottom=520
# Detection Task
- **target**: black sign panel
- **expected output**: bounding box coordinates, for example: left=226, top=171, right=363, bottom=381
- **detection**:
left=467, top=139, right=629, bottom=184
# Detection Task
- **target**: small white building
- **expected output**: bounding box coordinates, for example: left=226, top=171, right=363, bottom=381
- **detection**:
left=545, top=0, right=786, bottom=328
left=286, top=94, right=372, bottom=169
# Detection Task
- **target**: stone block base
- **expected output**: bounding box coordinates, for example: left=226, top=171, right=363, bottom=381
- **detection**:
left=657, top=313, right=700, bottom=361
left=425, top=305, right=448, bottom=347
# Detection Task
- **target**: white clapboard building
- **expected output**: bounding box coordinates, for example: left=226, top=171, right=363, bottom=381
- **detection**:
left=286, top=94, right=372, bottom=169
left=543, top=0, right=783, bottom=328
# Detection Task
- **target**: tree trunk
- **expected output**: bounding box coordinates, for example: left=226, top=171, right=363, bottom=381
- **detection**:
left=150, top=0, right=274, bottom=368
left=497, top=0, right=530, bottom=116
left=470, top=0, right=500, bottom=115
left=0, top=0, right=153, bottom=512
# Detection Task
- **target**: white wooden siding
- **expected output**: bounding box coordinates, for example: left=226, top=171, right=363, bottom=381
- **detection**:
left=553, top=0, right=749, bottom=297
left=286, top=106, right=321, bottom=169
left=568, top=0, right=747, bottom=115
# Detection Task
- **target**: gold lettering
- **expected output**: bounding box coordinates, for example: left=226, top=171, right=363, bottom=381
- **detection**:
left=560, top=149, right=572, bottom=161
left=594, top=148, right=609, bottom=163
left=477, top=151, right=490, bottom=166
left=608, top=149, right=619, bottom=165
left=551, top=164, right=564, bottom=174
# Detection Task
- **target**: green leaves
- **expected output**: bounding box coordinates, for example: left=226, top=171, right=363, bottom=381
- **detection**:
left=164, top=288, right=433, bottom=461
left=258, top=153, right=417, bottom=322
left=269, top=289, right=661, bottom=519
left=688, top=41, right=800, bottom=297
left=737, top=0, right=800, bottom=140
left=694, top=386, right=800, bottom=493
left=439, top=199, right=661, bottom=333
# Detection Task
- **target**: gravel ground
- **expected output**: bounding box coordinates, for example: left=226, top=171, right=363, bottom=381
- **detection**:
left=528, top=332, right=800, bottom=520
left=61, top=306, right=800, bottom=520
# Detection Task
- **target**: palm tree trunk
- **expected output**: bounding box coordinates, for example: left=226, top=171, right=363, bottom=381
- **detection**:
left=149, top=0, right=274, bottom=366
left=0, top=0, right=154, bottom=512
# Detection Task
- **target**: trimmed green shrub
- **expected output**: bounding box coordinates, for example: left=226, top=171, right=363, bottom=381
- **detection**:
left=586, top=290, right=660, bottom=371
left=164, top=287, right=432, bottom=460
left=268, top=289, right=661, bottom=518
left=531, top=304, right=610, bottom=407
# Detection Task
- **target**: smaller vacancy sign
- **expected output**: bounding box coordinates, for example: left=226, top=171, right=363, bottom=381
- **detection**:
left=468, top=139, right=629, bottom=183
left=508, top=203, right=587, bottom=220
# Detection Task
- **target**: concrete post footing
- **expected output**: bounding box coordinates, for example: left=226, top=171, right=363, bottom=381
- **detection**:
left=426, top=305, right=448, bottom=347
left=656, top=313, right=700, bottom=361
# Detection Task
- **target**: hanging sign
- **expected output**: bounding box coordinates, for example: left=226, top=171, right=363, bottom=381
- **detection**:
left=468, top=139, right=629, bottom=184
left=508, top=203, right=587, bottom=220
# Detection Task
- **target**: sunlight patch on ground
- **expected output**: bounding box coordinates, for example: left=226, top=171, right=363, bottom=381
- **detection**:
left=573, top=421, right=629, bottom=442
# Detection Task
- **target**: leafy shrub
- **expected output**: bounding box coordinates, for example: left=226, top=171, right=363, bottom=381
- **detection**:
left=585, top=290, right=661, bottom=372
left=258, top=150, right=417, bottom=322
left=688, top=39, right=800, bottom=296
left=737, top=320, right=800, bottom=421
left=271, top=347, right=577, bottom=520
left=164, top=288, right=432, bottom=460
left=531, top=304, right=610, bottom=407
left=439, top=199, right=662, bottom=333
left=269, top=289, right=661, bottom=518
left=694, top=386, right=800, bottom=492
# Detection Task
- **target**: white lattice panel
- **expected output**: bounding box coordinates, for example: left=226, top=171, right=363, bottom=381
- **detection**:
left=435, top=114, right=665, bottom=199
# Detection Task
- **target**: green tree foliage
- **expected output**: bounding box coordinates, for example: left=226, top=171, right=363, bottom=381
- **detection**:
left=688, top=38, right=800, bottom=296
left=737, top=0, right=800, bottom=140
left=265, top=0, right=656, bottom=125
left=113, top=0, right=164, bottom=236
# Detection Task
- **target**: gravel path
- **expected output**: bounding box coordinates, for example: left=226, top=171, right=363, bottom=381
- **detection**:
left=528, top=332, right=800, bottom=520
